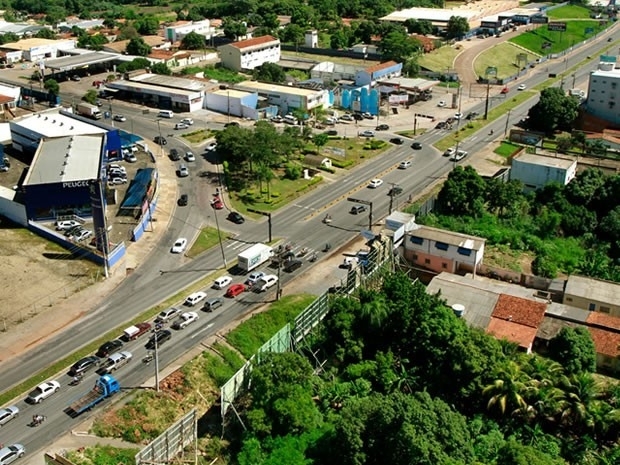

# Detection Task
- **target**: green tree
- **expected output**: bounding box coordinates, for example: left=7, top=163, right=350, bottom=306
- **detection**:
left=483, top=362, right=535, bottom=418
left=446, top=16, right=470, bottom=39
left=82, top=89, right=97, bottom=105
left=253, top=62, right=286, bottom=83
left=35, top=28, right=56, bottom=39
left=313, top=133, right=329, bottom=153
left=437, top=165, right=487, bottom=217
left=330, top=29, right=350, bottom=49
left=134, top=16, right=159, bottom=35
left=565, top=168, right=606, bottom=207
left=151, top=62, right=172, bottom=75
left=497, top=440, right=567, bottom=465
left=555, top=136, right=573, bottom=154
left=380, top=28, right=421, bottom=62
left=223, top=19, right=248, bottom=40
left=527, top=88, right=579, bottom=134
left=126, top=37, right=151, bottom=56
left=180, top=31, right=206, bottom=50
left=44, top=79, right=60, bottom=96
left=548, top=327, right=596, bottom=376
left=280, top=24, right=305, bottom=50
left=0, top=32, right=19, bottom=45
left=486, top=178, right=524, bottom=218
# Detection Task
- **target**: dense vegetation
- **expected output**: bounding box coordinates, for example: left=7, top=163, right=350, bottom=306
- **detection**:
left=419, top=166, right=620, bottom=281
left=228, top=274, right=620, bottom=464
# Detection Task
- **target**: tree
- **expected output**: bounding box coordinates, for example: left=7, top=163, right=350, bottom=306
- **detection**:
left=44, top=79, right=60, bottom=96
left=280, top=24, right=305, bottom=50
left=134, top=16, right=159, bottom=35
left=527, top=88, right=579, bottom=134
left=437, top=165, right=487, bottom=217
left=446, top=16, right=470, bottom=39
left=313, top=133, right=329, bottom=153
left=223, top=19, right=248, bottom=40
left=180, top=31, right=206, bottom=50
left=330, top=29, right=350, bottom=49
left=380, top=29, right=421, bottom=62
left=82, top=89, right=98, bottom=105
left=151, top=62, right=172, bottom=75
left=126, top=37, right=151, bottom=57
left=548, top=327, right=596, bottom=376
left=483, top=362, right=535, bottom=418
left=35, top=28, right=56, bottom=39
left=253, top=63, right=286, bottom=83
left=555, top=136, right=573, bottom=154
left=497, top=440, right=567, bottom=465
left=486, top=178, right=524, bottom=218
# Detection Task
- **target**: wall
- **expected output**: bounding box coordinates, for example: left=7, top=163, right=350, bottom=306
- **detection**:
left=403, top=248, right=456, bottom=274
left=563, top=293, right=620, bottom=318
left=24, top=182, right=93, bottom=220
left=510, top=158, right=575, bottom=191
left=0, top=187, right=27, bottom=225
left=131, top=189, right=158, bottom=241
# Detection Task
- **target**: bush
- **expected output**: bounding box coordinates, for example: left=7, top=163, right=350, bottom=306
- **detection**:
left=531, top=253, right=558, bottom=278
left=284, top=162, right=303, bottom=180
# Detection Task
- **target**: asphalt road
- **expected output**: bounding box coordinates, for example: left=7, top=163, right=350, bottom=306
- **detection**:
left=0, top=26, right=616, bottom=457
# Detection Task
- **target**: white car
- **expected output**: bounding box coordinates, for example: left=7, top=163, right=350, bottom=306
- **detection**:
left=108, top=164, right=126, bottom=175
left=181, top=118, right=194, bottom=125
left=213, top=275, right=232, bottom=289
left=178, top=164, right=189, bottom=177
left=368, top=179, right=383, bottom=188
left=109, top=177, right=127, bottom=186
left=398, top=160, right=412, bottom=170
left=175, top=122, right=189, bottom=130
left=454, top=112, right=463, bottom=120
left=517, top=84, right=526, bottom=91
left=450, top=150, right=468, bottom=162
left=185, top=151, right=196, bottom=162
left=444, top=147, right=456, bottom=157
left=172, top=311, right=199, bottom=330
left=113, top=114, right=126, bottom=122
left=171, top=238, right=187, bottom=254
left=0, top=405, right=19, bottom=426
left=246, top=271, right=265, bottom=285
left=55, top=220, right=80, bottom=231
left=437, top=100, right=446, bottom=107
left=360, top=130, right=375, bottom=137
left=27, top=380, right=60, bottom=403
left=124, top=152, right=137, bottom=163
left=184, top=291, right=207, bottom=306
left=206, top=141, right=217, bottom=151
left=340, top=114, right=353, bottom=122
left=256, top=274, right=278, bottom=292
left=72, top=229, right=93, bottom=242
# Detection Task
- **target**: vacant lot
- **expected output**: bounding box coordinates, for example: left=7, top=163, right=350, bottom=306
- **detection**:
left=510, top=20, right=607, bottom=55
left=474, top=42, right=539, bottom=80
left=419, top=45, right=460, bottom=73
left=547, top=5, right=593, bottom=19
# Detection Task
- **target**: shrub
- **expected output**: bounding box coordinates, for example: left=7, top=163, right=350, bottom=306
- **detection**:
left=284, top=162, right=303, bottom=180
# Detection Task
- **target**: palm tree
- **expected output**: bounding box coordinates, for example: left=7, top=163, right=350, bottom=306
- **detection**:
left=483, top=361, right=537, bottom=417
left=557, top=373, right=599, bottom=430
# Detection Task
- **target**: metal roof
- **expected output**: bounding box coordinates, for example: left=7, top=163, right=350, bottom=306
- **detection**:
left=513, top=153, right=576, bottom=169
left=106, top=79, right=200, bottom=97
left=0, top=22, right=44, bottom=35
left=235, top=80, right=322, bottom=97
left=131, top=73, right=205, bottom=92
left=545, top=302, right=590, bottom=323
left=24, top=134, right=103, bottom=186
left=376, top=77, right=439, bottom=91
left=44, top=51, right=118, bottom=71
left=381, top=7, right=477, bottom=23
left=1, top=38, right=73, bottom=51
left=564, top=275, right=619, bottom=305
left=408, top=224, right=485, bottom=250
left=11, top=110, right=106, bottom=138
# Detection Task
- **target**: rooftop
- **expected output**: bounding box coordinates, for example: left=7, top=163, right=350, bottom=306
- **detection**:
left=487, top=317, right=538, bottom=350
left=364, top=60, right=399, bottom=74
left=564, top=275, right=619, bottom=306
left=1, top=37, right=74, bottom=51
left=407, top=224, right=486, bottom=250
left=536, top=317, right=579, bottom=341
left=235, top=80, right=322, bottom=97
left=587, top=312, right=620, bottom=332
left=131, top=73, right=205, bottom=92
left=106, top=79, right=201, bottom=97
left=588, top=327, right=620, bottom=357
left=226, top=35, right=279, bottom=50
left=211, top=88, right=254, bottom=99
left=44, top=51, right=118, bottom=72
left=590, top=68, right=620, bottom=79
left=11, top=110, right=106, bottom=138
left=491, top=294, right=547, bottom=328
left=24, top=134, right=104, bottom=186
left=376, top=77, right=439, bottom=91
left=380, top=7, right=478, bottom=23
left=512, top=153, right=576, bottom=169
left=545, top=302, right=590, bottom=324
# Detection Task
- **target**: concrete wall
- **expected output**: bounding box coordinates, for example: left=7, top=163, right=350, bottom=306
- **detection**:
left=0, top=186, right=27, bottom=225
left=563, top=293, right=620, bottom=318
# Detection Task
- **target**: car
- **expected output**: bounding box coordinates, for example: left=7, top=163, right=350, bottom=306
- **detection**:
left=362, top=112, right=374, bottom=119
left=454, top=112, right=463, bottom=120
left=108, top=177, right=127, bottom=186
left=27, top=380, right=60, bottom=403
left=376, top=124, right=389, bottom=131
left=517, top=84, right=526, bottom=91
left=185, top=151, right=195, bottom=162
left=55, top=220, right=80, bottom=231
left=69, top=356, right=100, bottom=376
left=350, top=205, right=367, bottom=215
left=108, top=164, right=126, bottom=174
left=213, top=275, right=232, bottom=289
left=256, top=274, right=278, bottom=292
left=283, top=259, right=303, bottom=273
left=206, top=141, right=217, bottom=151
left=449, top=150, right=468, bottom=162
left=411, top=142, right=422, bottom=150
left=175, top=122, right=189, bottom=130
left=352, top=113, right=364, bottom=121
left=96, top=100, right=104, bottom=107
left=398, top=160, right=412, bottom=169
left=169, top=148, right=180, bottom=161
left=97, top=351, right=132, bottom=374
left=64, top=225, right=84, bottom=237
left=178, top=164, right=189, bottom=177
left=154, top=136, right=167, bottom=146
left=145, top=330, right=172, bottom=350
left=388, top=185, right=403, bottom=196
left=270, top=115, right=283, bottom=123
left=325, top=129, right=338, bottom=136
left=124, top=152, right=137, bottom=163
left=71, top=229, right=93, bottom=242
left=246, top=271, right=265, bottom=285
left=181, top=118, right=194, bottom=125
left=96, top=339, right=124, bottom=358
left=444, top=147, right=456, bottom=157
left=325, top=116, right=338, bottom=125
left=225, top=283, right=247, bottom=298
left=339, top=114, right=353, bottom=122
left=435, top=122, right=448, bottom=130
left=203, top=298, right=223, bottom=312
left=178, top=194, right=188, bottom=206
left=228, top=211, right=245, bottom=224
left=446, top=117, right=456, bottom=124
left=0, top=444, right=25, bottom=465
left=360, top=130, right=375, bottom=137
left=224, top=121, right=240, bottom=127
left=368, top=179, right=383, bottom=189
left=171, top=238, right=187, bottom=254
left=0, top=406, right=19, bottom=427
left=185, top=291, right=207, bottom=306
left=211, top=197, right=224, bottom=210
left=113, top=114, right=126, bottom=122
left=608, top=37, right=613, bottom=42
left=172, top=312, right=199, bottom=330
left=437, top=100, right=446, bottom=107
left=71, top=75, right=81, bottom=81
left=155, top=307, right=182, bottom=323
left=390, top=137, right=404, bottom=145
left=500, top=87, right=509, bottom=94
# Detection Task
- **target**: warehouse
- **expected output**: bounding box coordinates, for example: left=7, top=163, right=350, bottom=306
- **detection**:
left=233, top=80, right=332, bottom=113
left=204, top=88, right=259, bottom=119
left=0, top=38, right=76, bottom=62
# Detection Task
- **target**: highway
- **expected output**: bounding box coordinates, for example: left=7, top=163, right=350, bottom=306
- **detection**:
left=0, top=25, right=616, bottom=457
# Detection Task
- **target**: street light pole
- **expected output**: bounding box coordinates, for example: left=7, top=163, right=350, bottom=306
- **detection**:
left=154, top=330, right=160, bottom=393
left=156, top=119, right=163, bottom=149
left=212, top=205, right=228, bottom=268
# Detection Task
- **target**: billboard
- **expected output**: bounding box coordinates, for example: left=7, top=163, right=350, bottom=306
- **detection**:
left=548, top=22, right=567, bottom=31
left=509, top=129, right=544, bottom=147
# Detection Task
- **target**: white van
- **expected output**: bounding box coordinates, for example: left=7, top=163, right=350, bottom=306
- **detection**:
left=158, top=110, right=174, bottom=118
left=283, top=114, right=297, bottom=125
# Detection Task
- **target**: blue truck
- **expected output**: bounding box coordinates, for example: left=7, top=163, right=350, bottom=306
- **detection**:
left=66, top=374, right=120, bottom=417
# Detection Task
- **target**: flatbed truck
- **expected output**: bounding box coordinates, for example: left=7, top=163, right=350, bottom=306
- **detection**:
left=66, top=374, right=120, bottom=417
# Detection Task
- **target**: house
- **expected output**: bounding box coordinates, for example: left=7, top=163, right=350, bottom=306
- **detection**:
left=509, top=152, right=577, bottom=192
left=487, top=294, right=547, bottom=353
left=218, top=35, right=280, bottom=72
left=355, top=60, right=402, bottom=86
left=0, top=38, right=76, bottom=62
left=402, top=223, right=485, bottom=275
left=165, top=20, right=213, bottom=43
left=102, top=36, right=169, bottom=54
left=147, top=49, right=191, bottom=68
left=563, top=275, right=620, bottom=317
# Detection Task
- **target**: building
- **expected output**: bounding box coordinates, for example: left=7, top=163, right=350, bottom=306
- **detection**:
left=219, top=35, right=280, bottom=71
left=165, top=20, right=213, bottom=43
left=586, top=64, right=620, bottom=126
left=0, top=21, right=46, bottom=37
left=402, top=223, right=485, bottom=275
left=102, top=36, right=168, bottom=54
left=0, top=82, right=21, bottom=116
left=204, top=88, right=259, bottom=119
left=234, top=80, right=332, bottom=113
left=510, top=153, right=577, bottom=191
left=355, top=61, right=402, bottom=87
left=0, top=38, right=76, bottom=62
left=380, top=7, right=479, bottom=30
left=563, top=275, right=620, bottom=317
left=310, top=62, right=362, bottom=83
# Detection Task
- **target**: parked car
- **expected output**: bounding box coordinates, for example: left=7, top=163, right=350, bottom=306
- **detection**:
left=350, top=205, right=367, bottom=215
left=256, top=275, right=278, bottom=292
left=211, top=197, right=224, bottom=209
left=69, top=356, right=100, bottom=376
left=376, top=124, right=389, bottom=131
left=108, top=177, right=127, bottom=186
left=325, top=129, right=338, bottom=136
left=70, top=75, right=81, bottom=81
left=96, top=339, right=124, bottom=358
left=270, top=115, right=283, bottom=123
left=0, top=406, right=19, bottom=427
left=178, top=164, right=189, bottom=177
left=55, top=220, right=80, bottom=231
left=224, top=122, right=239, bottom=127
left=27, top=380, right=60, bottom=403
left=339, top=114, right=353, bottom=122
left=518, top=84, right=526, bottom=91
left=435, top=122, right=448, bottom=130
left=454, top=112, right=463, bottom=120
left=246, top=271, right=265, bottom=285
left=181, top=118, right=194, bottom=125
left=390, top=138, right=404, bottom=145
left=155, top=307, right=182, bottom=324
left=203, top=298, right=223, bottom=312
left=145, top=330, right=172, bottom=350
left=437, top=100, right=446, bottom=107
left=108, top=164, right=126, bottom=175
left=411, top=142, right=422, bottom=150
left=178, top=194, right=188, bottom=206
left=184, top=291, right=207, bottom=306
left=360, top=130, right=375, bottom=137
left=185, top=151, right=195, bottom=162
left=213, top=275, right=232, bottom=289
left=368, top=178, right=383, bottom=188
left=72, top=229, right=93, bottom=242
left=124, top=152, right=137, bottom=163
left=169, top=148, right=180, bottom=161
left=154, top=136, right=167, bottom=146
left=206, top=141, right=217, bottom=151
left=362, top=112, right=373, bottom=119
left=113, top=114, right=126, bottom=122
left=352, top=113, right=364, bottom=121
left=228, top=212, right=245, bottom=224
left=171, top=238, right=187, bottom=254
left=225, top=283, right=247, bottom=298
left=398, top=160, right=412, bottom=169
left=175, top=122, right=189, bottom=130
left=172, top=312, right=199, bottom=330
left=0, top=444, right=25, bottom=465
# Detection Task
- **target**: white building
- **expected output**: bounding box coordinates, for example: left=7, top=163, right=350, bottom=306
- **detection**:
left=219, top=35, right=280, bottom=71
left=586, top=64, right=620, bottom=125
left=234, top=80, right=331, bottom=113
left=0, top=38, right=76, bottom=62
left=165, top=20, right=213, bottom=43
left=510, top=153, right=577, bottom=192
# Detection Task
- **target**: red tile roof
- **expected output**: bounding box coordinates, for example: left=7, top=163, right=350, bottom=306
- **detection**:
left=587, top=312, right=620, bottom=331
left=229, top=35, right=278, bottom=50
left=588, top=327, right=620, bottom=357
left=491, top=294, right=547, bottom=329
left=365, top=60, right=398, bottom=74
left=487, top=318, right=538, bottom=350
left=0, top=94, right=15, bottom=105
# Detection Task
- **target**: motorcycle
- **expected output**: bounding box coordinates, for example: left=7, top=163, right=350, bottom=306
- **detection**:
left=323, top=243, right=332, bottom=252
left=309, top=252, right=318, bottom=262
left=30, top=415, right=46, bottom=427
left=69, top=374, right=83, bottom=386
left=142, top=352, right=154, bottom=365
left=323, top=214, right=332, bottom=224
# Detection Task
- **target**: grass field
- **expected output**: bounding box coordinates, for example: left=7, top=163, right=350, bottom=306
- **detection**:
left=473, top=42, right=539, bottom=80
left=547, top=5, right=592, bottom=19
left=494, top=141, right=522, bottom=158
left=510, top=20, right=607, bottom=55
left=418, top=45, right=460, bottom=73
left=187, top=227, right=230, bottom=258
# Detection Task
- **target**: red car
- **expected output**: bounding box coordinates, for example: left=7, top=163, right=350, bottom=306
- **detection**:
left=500, top=87, right=509, bottom=94
left=225, top=283, right=246, bottom=298
left=211, top=197, right=224, bottom=210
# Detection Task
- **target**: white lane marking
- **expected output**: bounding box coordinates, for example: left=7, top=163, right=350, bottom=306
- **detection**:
left=191, top=322, right=214, bottom=338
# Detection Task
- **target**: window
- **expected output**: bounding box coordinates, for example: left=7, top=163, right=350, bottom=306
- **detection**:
left=412, top=254, right=418, bottom=260
left=588, top=303, right=596, bottom=311
left=442, top=263, right=447, bottom=269
left=566, top=297, right=572, bottom=302
left=612, top=82, right=617, bottom=89
left=424, top=258, right=430, bottom=264
left=457, top=247, right=472, bottom=256
left=410, top=236, right=424, bottom=245
left=600, top=306, right=610, bottom=313
left=435, top=241, right=449, bottom=251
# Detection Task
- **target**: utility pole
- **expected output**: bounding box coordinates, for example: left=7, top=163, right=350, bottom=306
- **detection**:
left=156, top=119, right=163, bottom=150
left=154, top=330, right=160, bottom=392
left=483, top=66, right=497, bottom=120
left=247, top=209, right=272, bottom=242
left=504, top=109, right=511, bottom=138
left=212, top=205, right=228, bottom=268
left=368, top=201, right=373, bottom=231
left=413, top=114, right=417, bottom=135
left=388, top=183, right=399, bottom=214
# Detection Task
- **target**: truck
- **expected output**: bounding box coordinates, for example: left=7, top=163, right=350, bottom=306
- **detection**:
left=238, top=243, right=273, bottom=273
left=122, top=322, right=151, bottom=341
left=66, top=374, right=120, bottom=417
left=76, top=102, right=102, bottom=120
